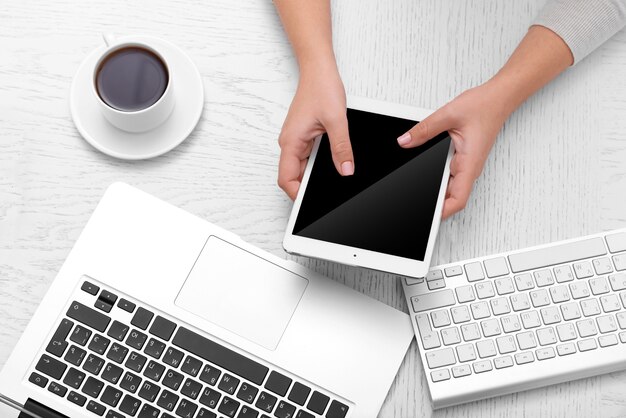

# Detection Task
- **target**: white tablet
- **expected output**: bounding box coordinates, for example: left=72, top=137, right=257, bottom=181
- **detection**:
left=283, top=96, right=453, bottom=278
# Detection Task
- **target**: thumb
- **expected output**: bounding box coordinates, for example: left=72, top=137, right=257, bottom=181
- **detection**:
left=397, top=106, right=453, bottom=148
left=325, top=114, right=355, bottom=176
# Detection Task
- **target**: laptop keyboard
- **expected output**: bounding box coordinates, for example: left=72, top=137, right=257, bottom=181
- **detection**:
left=29, top=279, right=350, bottom=418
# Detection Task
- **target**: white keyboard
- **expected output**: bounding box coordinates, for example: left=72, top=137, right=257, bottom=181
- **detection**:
left=402, top=228, right=626, bottom=409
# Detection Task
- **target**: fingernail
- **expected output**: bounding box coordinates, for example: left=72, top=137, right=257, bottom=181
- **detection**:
left=397, top=132, right=411, bottom=146
left=341, top=161, right=354, bottom=176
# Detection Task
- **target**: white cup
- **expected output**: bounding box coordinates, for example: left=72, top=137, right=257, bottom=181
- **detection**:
left=93, top=34, right=175, bottom=133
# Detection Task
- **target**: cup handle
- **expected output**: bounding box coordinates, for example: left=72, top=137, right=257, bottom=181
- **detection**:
left=102, top=33, right=116, bottom=47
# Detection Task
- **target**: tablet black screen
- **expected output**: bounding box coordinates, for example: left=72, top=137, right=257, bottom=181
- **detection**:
left=292, top=108, right=451, bottom=261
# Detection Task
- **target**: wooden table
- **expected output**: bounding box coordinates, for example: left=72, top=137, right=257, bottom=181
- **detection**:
left=1, top=0, right=626, bottom=416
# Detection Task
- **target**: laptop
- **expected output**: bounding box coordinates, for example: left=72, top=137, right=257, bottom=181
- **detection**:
left=0, top=183, right=413, bottom=418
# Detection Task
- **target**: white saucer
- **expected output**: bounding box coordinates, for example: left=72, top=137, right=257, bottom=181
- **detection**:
left=70, top=36, right=204, bottom=160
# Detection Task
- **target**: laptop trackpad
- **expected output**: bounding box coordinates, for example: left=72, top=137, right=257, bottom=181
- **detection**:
left=175, top=236, right=308, bottom=350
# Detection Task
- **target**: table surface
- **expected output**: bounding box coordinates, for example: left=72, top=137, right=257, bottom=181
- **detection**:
left=2, top=0, right=626, bottom=417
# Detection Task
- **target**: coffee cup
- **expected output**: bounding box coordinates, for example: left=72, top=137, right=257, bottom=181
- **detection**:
left=93, top=34, right=175, bottom=133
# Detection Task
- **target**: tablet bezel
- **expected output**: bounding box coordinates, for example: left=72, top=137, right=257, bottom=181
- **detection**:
left=283, top=96, right=453, bottom=278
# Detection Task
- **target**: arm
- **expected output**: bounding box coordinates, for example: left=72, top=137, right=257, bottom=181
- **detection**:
left=274, top=0, right=354, bottom=200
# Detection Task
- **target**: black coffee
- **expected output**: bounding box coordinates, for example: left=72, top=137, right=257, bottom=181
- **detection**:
left=96, top=46, right=168, bottom=112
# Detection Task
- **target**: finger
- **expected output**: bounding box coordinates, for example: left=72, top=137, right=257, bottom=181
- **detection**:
left=325, top=114, right=355, bottom=176
left=278, top=142, right=306, bottom=200
left=442, top=169, right=475, bottom=219
left=397, top=106, right=454, bottom=148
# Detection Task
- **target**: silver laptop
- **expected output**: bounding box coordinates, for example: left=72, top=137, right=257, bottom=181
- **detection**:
left=0, top=183, right=413, bottom=418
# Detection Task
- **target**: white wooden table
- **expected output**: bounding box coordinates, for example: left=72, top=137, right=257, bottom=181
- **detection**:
left=2, top=0, right=626, bottom=416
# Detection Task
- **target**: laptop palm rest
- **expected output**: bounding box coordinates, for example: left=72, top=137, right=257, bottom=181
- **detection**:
left=175, top=236, right=308, bottom=350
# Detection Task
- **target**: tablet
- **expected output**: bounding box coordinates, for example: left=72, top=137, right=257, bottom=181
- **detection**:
left=283, top=97, right=453, bottom=278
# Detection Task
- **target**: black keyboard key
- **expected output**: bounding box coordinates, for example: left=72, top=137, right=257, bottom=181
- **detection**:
left=138, top=404, right=160, bottom=418
left=83, top=354, right=105, bottom=375
left=88, top=334, right=111, bottom=355
left=48, top=381, right=68, bottom=397
left=274, top=401, right=296, bottom=418
left=82, top=281, right=100, bottom=295
left=63, top=367, right=86, bottom=389
left=181, top=355, right=202, bottom=377
left=107, top=320, right=130, bottom=341
left=36, top=354, right=67, bottom=380
left=238, top=405, right=259, bottom=418
left=236, top=382, right=258, bottom=404
left=144, top=338, right=165, bottom=359
left=295, top=411, right=314, bottom=418
left=199, top=387, right=221, bottom=409
left=163, top=369, right=184, bottom=391
left=101, top=363, right=123, bottom=384
left=173, top=327, right=269, bottom=385
left=264, top=371, right=292, bottom=397
left=197, top=408, right=217, bottom=418
left=45, top=318, right=73, bottom=357
left=82, top=376, right=105, bottom=398
left=175, top=398, right=198, bottom=418
left=106, top=411, right=125, bottom=418
left=163, top=347, right=184, bottom=368
left=325, top=400, right=349, bottom=418
left=119, top=394, right=142, bottom=416
left=101, top=385, right=123, bottom=407
left=120, top=371, right=142, bottom=393
left=65, top=345, right=87, bottom=366
left=87, top=400, right=106, bottom=416
left=126, top=351, right=148, bottom=372
left=181, top=378, right=202, bottom=400
left=218, top=396, right=240, bottom=417
left=131, top=307, right=154, bottom=330
left=70, top=325, right=93, bottom=346
left=29, top=372, right=48, bottom=388
left=138, top=381, right=161, bottom=402
left=99, top=290, right=118, bottom=305
left=127, top=329, right=148, bottom=350
left=149, top=316, right=177, bottom=341
left=68, top=390, right=87, bottom=407
left=306, top=391, right=329, bottom=415
left=106, top=342, right=129, bottom=364
left=199, top=365, right=221, bottom=386
left=161, top=414, right=176, bottom=418
left=218, top=373, right=240, bottom=395
left=288, top=382, right=310, bottom=406
left=95, top=299, right=113, bottom=313
left=143, top=360, right=166, bottom=382
left=118, top=298, right=136, bottom=313
left=157, top=389, right=180, bottom=411
left=255, top=392, right=277, bottom=413
left=67, top=301, right=111, bottom=333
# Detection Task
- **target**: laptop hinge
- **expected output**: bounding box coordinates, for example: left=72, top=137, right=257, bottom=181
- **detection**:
left=18, top=399, right=68, bottom=418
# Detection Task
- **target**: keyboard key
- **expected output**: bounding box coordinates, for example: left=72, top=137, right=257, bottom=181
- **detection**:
left=534, top=269, right=554, bottom=287
left=67, top=301, right=111, bottom=333
left=599, top=334, right=618, bottom=347
left=65, top=345, right=87, bottom=366
left=131, top=307, right=155, bottom=331
left=445, top=266, right=463, bottom=277
left=181, top=378, right=202, bottom=399
left=48, top=381, right=67, bottom=397
left=556, top=323, right=577, bottom=342
left=68, top=390, right=87, bottom=407
left=510, top=293, right=531, bottom=312
left=621, top=332, right=626, bottom=344
left=144, top=338, right=166, bottom=359
left=238, top=406, right=259, bottom=418
left=473, top=360, right=492, bottom=373
left=158, top=389, right=181, bottom=411
left=46, top=318, right=73, bottom=357
left=590, top=277, right=610, bottom=295
left=86, top=400, right=106, bottom=416
left=36, top=354, right=67, bottom=380
left=106, top=343, right=129, bottom=364
left=577, top=338, right=598, bottom=351
left=514, top=274, right=534, bottom=291
left=557, top=343, right=576, bottom=356
left=441, top=326, right=461, bottom=346
left=540, top=307, right=561, bottom=325
left=430, top=310, right=450, bottom=328
left=536, top=347, right=556, bottom=360
left=126, top=329, right=148, bottom=350
left=173, top=327, right=269, bottom=385
left=618, top=312, right=626, bottom=329
left=138, top=381, right=161, bottom=402
left=456, top=343, right=477, bottom=362
left=536, top=327, right=557, bottom=345
left=144, top=360, right=166, bottom=381
left=149, top=316, right=177, bottom=341
left=606, top=232, right=626, bottom=253
left=597, top=315, right=618, bottom=333
left=404, top=277, right=424, bottom=286
left=163, top=369, right=184, bottom=391
left=609, top=273, right=626, bottom=291
left=508, top=237, right=606, bottom=273
left=119, top=394, right=142, bottom=416
left=614, top=254, right=626, bottom=271
left=593, top=257, right=613, bottom=275
left=415, top=313, right=441, bottom=349
left=451, top=364, right=472, bottom=377
left=428, top=279, right=446, bottom=290
left=101, top=362, right=123, bottom=384
left=516, top=331, right=537, bottom=350
left=120, top=371, right=142, bottom=393
left=554, top=265, right=574, bottom=283
left=493, top=356, right=514, bottom=369
left=574, top=261, right=594, bottom=279
left=494, top=277, right=515, bottom=295
left=88, top=334, right=111, bottom=355
left=126, top=351, right=147, bottom=373
left=475, top=282, right=495, bottom=299
left=521, top=311, right=541, bottom=329
left=29, top=371, right=48, bottom=388
left=118, top=298, right=136, bottom=313
left=576, top=319, right=598, bottom=337
left=82, top=376, right=104, bottom=398
left=82, top=281, right=100, bottom=295
left=199, top=387, right=221, bottom=409
left=217, top=396, right=239, bottom=417
left=307, top=391, right=329, bottom=415
left=476, top=340, right=497, bottom=358
left=163, top=347, right=184, bottom=368
left=496, top=335, right=516, bottom=354
left=480, top=319, right=501, bottom=337
left=95, top=298, right=113, bottom=314
left=581, top=299, right=601, bottom=316
left=411, top=289, right=456, bottom=313
left=219, top=373, right=240, bottom=395
left=107, top=321, right=129, bottom=342
left=560, top=302, right=582, bottom=321
left=484, top=257, right=509, bottom=278
left=197, top=409, right=217, bottom=418
left=451, top=306, right=471, bottom=324
left=255, top=391, right=277, bottom=413
left=549, top=285, right=570, bottom=303
left=70, top=325, right=92, bottom=346
left=275, top=400, right=297, bottom=418
left=425, top=347, right=456, bottom=368
left=200, top=365, right=221, bottom=386
left=514, top=352, right=534, bottom=365
left=455, top=285, right=475, bottom=303
left=530, top=289, right=550, bottom=308
left=460, top=323, right=481, bottom=341
left=490, top=298, right=511, bottom=316
left=570, top=282, right=591, bottom=300
left=101, top=385, right=123, bottom=407
left=426, top=270, right=444, bottom=281
left=465, top=262, right=485, bottom=282
left=237, top=381, right=259, bottom=404
left=470, top=302, right=490, bottom=320
left=501, top=315, right=521, bottom=333
left=181, top=355, right=202, bottom=377
left=288, top=382, right=310, bottom=406
left=63, top=367, right=86, bottom=389
left=138, top=404, right=160, bottom=418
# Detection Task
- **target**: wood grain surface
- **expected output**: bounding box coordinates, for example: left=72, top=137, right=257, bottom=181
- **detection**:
left=1, top=0, right=625, bottom=417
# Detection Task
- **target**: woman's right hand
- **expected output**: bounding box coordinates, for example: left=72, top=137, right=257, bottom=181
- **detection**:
left=277, top=66, right=354, bottom=200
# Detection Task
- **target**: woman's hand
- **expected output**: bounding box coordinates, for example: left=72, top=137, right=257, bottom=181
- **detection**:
left=277, top=67, right=354, bottom=200
left=397, top=80, right=511, bottom=219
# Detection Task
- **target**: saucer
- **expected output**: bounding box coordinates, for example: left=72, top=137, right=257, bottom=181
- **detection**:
left=70, top=36, right=204, bottom=160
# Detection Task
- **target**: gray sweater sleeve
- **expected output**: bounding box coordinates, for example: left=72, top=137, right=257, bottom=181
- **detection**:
left=533, top=0, right=626, bottom=64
